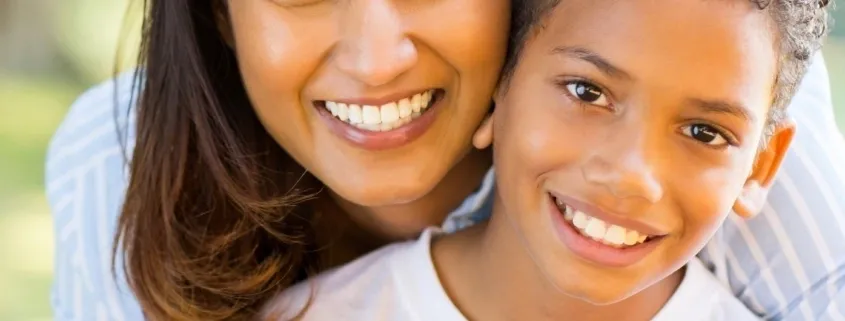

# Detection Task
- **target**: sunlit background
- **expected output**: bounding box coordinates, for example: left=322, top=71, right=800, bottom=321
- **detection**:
left=0, top=1, right=842, bottom=320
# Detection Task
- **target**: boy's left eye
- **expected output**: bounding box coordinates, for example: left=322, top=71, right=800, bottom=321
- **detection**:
left=681, top=124, right=729, bottom=147
left=565, top=81, right=610, bottom=107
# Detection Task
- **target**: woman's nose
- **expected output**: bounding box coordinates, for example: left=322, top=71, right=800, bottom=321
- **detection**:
left=334, top=0, right=418, bottom=87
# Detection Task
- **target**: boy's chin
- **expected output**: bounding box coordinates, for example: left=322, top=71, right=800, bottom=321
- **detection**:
left=566, top=285, right=639, bottom=306
left=545, top=270, right=645, bottom=306
left=543, top=260, right=684, bottom=308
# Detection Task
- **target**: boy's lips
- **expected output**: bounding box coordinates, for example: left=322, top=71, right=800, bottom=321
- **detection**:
left=548, top=193, right=667, bottom=268
left=552, top=194, right=670, bottom=237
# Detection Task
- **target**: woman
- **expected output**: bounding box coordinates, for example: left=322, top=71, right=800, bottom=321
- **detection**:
left=126, top=0, right=505, bottom=319
left=46, top=0, right=845, bottom=320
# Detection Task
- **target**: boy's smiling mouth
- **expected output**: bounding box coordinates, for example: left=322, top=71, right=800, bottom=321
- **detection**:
left=548, top=193, right=668, bottom=267
left=554, top=196, right=655, bottom=248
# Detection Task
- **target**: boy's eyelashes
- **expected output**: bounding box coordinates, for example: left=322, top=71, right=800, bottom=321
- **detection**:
left=679, top=123, right=738, bottom=149
left=550, top=76, right=742, bottom=150
left=564, top=81, right=610, bottom=107
left=554, top=78, right=616, bottom=112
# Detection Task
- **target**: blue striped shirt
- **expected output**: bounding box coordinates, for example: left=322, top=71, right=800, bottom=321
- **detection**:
left=46, top=54, right=845, bottom=321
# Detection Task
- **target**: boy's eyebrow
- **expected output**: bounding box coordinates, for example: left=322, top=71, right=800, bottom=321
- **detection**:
left=686, top=98, right=755, bottom=122
left=551, top=46, right=632, bottom=80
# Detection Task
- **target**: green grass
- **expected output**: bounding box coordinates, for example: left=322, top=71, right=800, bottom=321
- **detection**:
left=0, top=76, right=80, bottom=195
left=0, top=75, right=79, bottom=321
left=0, top=193, right=55, bottom=321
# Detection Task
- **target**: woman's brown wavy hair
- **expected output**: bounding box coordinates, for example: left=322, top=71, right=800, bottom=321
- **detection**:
left=114, top=0, right=323, bottom=319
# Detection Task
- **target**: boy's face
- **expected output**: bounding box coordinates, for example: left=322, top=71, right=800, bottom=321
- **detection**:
left=490, top=0, right=791, bottom=304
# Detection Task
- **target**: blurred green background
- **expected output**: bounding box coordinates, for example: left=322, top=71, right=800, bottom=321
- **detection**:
left=0, top=1, right=842, bottom=320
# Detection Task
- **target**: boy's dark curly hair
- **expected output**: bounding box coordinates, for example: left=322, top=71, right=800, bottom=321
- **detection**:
left=503, top=0, right=831, bottom=133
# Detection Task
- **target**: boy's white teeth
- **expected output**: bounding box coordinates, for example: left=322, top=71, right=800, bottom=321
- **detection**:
left=324, top=90, right=435, bottom=131
left=559, top=202, right=651, bottom=248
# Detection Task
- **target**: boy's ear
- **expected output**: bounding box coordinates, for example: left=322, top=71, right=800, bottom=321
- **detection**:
left=214, top=0, right=235, bottom=48
left=733, top=118, right=796, bottom=219
left=473, top=82, right=509, bottom=150
left=472, top=112, right=495, bottom=150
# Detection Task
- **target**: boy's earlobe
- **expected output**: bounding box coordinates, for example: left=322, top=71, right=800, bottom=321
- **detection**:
left=732, top=118, right=796, bottom=219
left=474, top=86, right=505, bottom=150
left=733, top=181, right=766, bottom=219
left=473, top=114, right=495, bottom=150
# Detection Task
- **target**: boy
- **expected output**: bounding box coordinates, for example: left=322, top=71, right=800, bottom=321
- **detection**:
left=266, top=0, right=829, bottom=320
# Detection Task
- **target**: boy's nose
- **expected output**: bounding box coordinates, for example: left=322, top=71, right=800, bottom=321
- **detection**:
left=581, top=130, right=664, bottom=205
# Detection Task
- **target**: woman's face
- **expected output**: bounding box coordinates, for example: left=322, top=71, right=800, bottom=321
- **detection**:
left=225, top=0, right=510, bottom=208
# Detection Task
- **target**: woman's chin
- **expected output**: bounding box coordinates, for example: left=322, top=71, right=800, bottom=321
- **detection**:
left=330, top=180, right=434, bottom=208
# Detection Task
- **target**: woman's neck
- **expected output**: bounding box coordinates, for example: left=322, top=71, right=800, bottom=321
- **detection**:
left=433, top=194, right=683, bottom=321
left=317, top=147, right=493, bottom=269
left=330, top=147, right=493, bottom=242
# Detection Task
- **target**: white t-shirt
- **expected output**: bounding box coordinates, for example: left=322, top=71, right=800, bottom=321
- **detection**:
left=268, top=229, right=759, bottom=321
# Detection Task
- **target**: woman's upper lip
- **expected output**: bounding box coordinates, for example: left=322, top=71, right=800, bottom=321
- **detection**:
left=550, top=192, right=670, bottom=236
left=315, top=88, right=437, bottom=107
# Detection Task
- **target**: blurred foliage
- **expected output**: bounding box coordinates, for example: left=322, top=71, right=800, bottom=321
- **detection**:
left=0, top=1, right=842, bottom=321
left=1, top=2, right=141, bottom=319
left=827, top=41, right=845, bottom=128
left=52, top=0, right=142, bottom=84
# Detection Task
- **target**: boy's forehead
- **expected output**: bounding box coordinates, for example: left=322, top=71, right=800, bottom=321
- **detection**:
left=541, top=0, right=774, bottom=52
left=532, top=0, right=778, bottom=121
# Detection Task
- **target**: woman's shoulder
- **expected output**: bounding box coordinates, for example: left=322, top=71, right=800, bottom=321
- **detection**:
left=442, top=168, right=496, bottom=232
left=46, top=70, right=146, bottom=321
left=47, top=69, right=141, bottom=166
left=46, top=69, right=141, bottom=195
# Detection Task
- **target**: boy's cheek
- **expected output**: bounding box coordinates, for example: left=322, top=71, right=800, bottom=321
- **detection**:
left=497, top=111, right=589, bottom=176
left=666, top=182, right=739, bottom=257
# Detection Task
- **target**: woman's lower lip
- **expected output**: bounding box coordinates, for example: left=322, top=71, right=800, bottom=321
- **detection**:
left=315, top=97, right=442, bottom=151
left=548, top=196, right=662, bottom=268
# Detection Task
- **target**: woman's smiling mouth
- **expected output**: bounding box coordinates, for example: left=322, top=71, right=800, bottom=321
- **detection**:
left=314, top=89, right=445, bottom=150
left=320, top=89, right=439, bottom=131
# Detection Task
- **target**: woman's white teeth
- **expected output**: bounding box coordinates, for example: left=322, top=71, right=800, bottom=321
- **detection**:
left=399, top=98, right=412, bottom=118
left=324, top=90, right=434, bottom=131
left=336, top=103, right=349, bottom=121
left=380, top=102, right=399, bottom=123
left=363, top=105, right=381, bottom=124
left=347, top=103, right=362, bottom=123
left=563, top=205, right=651, bottom=248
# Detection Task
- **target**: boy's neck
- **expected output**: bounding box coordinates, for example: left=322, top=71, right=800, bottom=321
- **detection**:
left=433, top=193, right=684, bottom=321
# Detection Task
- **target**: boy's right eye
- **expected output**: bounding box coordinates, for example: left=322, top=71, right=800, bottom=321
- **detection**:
left=564, top=81, right=610, bottom=108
